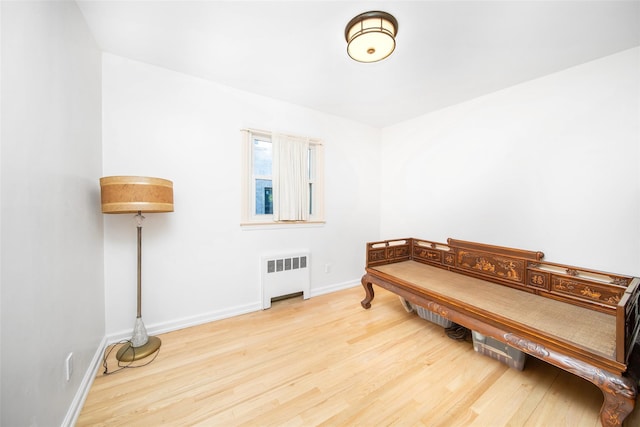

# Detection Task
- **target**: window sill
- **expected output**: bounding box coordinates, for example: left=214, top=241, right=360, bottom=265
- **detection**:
left=240, top=221, right=326, bottom=230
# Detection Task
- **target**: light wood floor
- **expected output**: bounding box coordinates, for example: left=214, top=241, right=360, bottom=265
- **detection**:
left=78, top=286, right=640, bottom=426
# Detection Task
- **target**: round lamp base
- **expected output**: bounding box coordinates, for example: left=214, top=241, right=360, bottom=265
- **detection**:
left=116, top=336, right=161, bottom=362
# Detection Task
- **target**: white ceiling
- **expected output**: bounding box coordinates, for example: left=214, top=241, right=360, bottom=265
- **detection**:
left=77, top=1, right=640, bottom=128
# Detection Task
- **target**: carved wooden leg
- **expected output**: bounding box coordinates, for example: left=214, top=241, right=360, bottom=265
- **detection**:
left=596, top=373, right=636, bottom=427
left=360, top=275, right=375, bottom=309
left=502, top=333, right=637, bottom=427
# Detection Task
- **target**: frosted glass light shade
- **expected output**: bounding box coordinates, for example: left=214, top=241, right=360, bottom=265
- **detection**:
left=345, top=11, right=398, bottom=63
left=100, top=176, right=174, bottom=213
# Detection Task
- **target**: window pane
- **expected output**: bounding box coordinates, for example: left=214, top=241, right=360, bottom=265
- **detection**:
left=308, top=146, right=314, bottom=180
left=253, top=138, right=272, bottom=176
left=308, top=147, right=314, bottom=215
left=255, top=179, right=273, bottom=215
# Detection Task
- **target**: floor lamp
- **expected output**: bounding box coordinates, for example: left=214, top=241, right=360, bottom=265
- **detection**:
left=100, top=176, right=174, bottom=362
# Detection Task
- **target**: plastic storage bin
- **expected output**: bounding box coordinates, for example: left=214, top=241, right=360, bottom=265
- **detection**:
left=472, top=331, right=526, bottom=370
left=414, top=305, right=454, bottom=328
left=398, top=297, right=454, bottom=328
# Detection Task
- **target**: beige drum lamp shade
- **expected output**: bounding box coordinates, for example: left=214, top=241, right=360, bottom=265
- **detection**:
left=100, top=176, right=174, bottom=214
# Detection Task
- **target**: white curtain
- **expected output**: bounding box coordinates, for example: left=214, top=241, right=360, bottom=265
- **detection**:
left=272, top=133, right=309, bottom=221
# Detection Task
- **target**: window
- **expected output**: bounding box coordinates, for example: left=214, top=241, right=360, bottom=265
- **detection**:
left=241, top=129, right=324, bottom=225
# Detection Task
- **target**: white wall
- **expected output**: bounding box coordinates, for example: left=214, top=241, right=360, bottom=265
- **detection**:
left=0, top=1, right=104, bottom=426
left=102, top=54, right=380, bottom=337
left=381, top=48, right=640, bottom=275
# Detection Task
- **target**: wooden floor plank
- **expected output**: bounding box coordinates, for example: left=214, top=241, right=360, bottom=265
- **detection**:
left=77, top=286, right=639, bottom=426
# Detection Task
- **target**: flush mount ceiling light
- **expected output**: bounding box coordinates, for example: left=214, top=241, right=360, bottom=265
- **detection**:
left=345, top=11, right=398, bottom=63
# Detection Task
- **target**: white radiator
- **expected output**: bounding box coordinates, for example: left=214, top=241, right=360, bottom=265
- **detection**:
left=261, top=252, right=310, bottom=309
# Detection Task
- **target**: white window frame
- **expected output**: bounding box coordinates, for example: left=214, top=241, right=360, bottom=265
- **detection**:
left=241, top=129, right=325, bottom=226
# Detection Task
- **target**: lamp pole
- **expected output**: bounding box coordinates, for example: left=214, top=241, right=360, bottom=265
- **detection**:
left=137, top=212, right=143, bottom=319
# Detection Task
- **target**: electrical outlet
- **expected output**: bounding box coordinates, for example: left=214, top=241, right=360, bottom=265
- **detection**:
left=324, top=263, right=331, bottom=273
left=65, top=353, right=73, bottom=382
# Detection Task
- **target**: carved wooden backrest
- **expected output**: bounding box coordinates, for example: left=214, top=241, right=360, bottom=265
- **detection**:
left=366, top=239, right=412, bottom=267
left=447, top=238, right=543, bottom=289
left=367, top=237, right=637, bottom=313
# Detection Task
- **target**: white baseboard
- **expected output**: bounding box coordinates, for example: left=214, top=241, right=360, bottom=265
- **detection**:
left=61, top=336, right=108, bottom=427
left=107, top=280, right=361, bottom=344
left=310, top=279, right=360, bottom=297
left=149, top=301, right=263, bottom=337
left=106, top=301, right=263, bottom=344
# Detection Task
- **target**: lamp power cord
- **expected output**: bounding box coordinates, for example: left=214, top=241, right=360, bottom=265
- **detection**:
left=102, top=340, right=160, bottom=375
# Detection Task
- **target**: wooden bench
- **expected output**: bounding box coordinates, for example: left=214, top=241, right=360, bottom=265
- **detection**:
left=360, top=237, right=640, bottom=427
